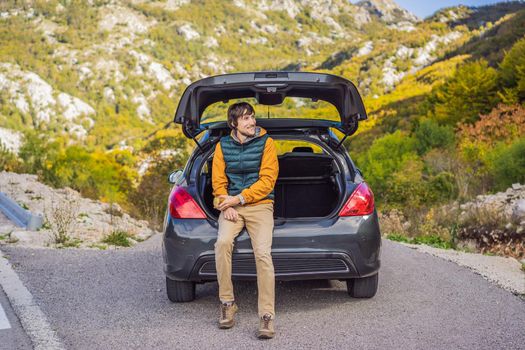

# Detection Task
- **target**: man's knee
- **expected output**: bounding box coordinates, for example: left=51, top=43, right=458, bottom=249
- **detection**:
left=254, top=249, right=273, bottom=267
left=215, top=235, right=234, bottom=253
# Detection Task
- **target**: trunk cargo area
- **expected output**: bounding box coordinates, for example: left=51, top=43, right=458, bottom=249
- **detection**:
left=199, top=150, right=341, bottom=219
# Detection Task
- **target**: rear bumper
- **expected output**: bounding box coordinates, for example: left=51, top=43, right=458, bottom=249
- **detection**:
left=192, top=251, right=358, bottom=281
left=163, top=213, right=381, bottom=282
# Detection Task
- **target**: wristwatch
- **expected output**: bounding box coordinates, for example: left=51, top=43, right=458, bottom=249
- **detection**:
left=237, top=194, right=245, bottom=205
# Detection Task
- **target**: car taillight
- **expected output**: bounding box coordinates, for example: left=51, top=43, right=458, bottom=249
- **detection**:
left=168, top=186, right=206, bottom=219
left=339, top=182, right=375, bottom=217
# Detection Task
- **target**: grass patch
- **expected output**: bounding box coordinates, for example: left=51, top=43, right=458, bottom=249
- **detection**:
left=387, top=233, right=454, bottom=249
left=40, top=221, right=52, bottom=230
left=101, top=230, right=134, bottom=247
left=386, top=233, right=411, bottom=243
left=88, top=243, right=108, bottom=250
left=56, top=238, right=82, bottom=249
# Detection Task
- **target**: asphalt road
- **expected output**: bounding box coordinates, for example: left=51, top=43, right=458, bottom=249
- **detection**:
left=0, top=287, right=32, bottom=350
left=1, top=236, right=524, bottom=350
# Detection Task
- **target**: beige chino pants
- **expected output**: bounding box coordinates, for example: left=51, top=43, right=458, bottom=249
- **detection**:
left=214, top=202, right=275, bottom=318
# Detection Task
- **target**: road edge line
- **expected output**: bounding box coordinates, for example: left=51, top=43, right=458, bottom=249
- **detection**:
left=0, top=248, right=65, bottom=350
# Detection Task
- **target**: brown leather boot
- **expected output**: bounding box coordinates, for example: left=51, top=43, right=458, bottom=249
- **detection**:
left=257, top=314, right=275, bottom=339
left=218, top=302, right=238, bottom=329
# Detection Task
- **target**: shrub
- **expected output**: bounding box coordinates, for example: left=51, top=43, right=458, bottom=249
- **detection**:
left=47, top=146, right=136, bottom=204
left=355, top=130, right=418, bottom=198
left=129, top=132, right=190, bottom=228
left=426, top=171, right=459, bottom=203
left=499, top=36, right=525, bottom=102
left=46, top=194, right=78, bottom=245
left=457, top=104, right=525, bottom=146
left=379, top=209, right=410, bottom=236
left=414, top=118, right=455, bottom=154
left=386, top=233, right=454, bottom=249
left=429, top=60, right=499, bottom=125
left=0, top=143, right=20, bottom=171
left=17, top=130, right=61, bottom=179
left=102, top=230, right=134, bottom=247
left=487, top=137, right=525, bottom=190
left=386, top=157, right=427, bottom=208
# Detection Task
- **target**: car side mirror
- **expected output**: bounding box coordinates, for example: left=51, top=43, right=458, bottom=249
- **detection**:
left=168, top=170, right=183, bottom=184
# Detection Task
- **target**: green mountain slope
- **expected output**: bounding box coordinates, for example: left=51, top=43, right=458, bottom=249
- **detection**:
left=1, top=0, right=523, bottom=150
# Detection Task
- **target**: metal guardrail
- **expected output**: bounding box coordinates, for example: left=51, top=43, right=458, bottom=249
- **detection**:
left=0, top=192, right=43, bottom=230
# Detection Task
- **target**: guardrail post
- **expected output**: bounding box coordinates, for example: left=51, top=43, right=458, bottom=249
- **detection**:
left=0, top=192, right=43, bottom=230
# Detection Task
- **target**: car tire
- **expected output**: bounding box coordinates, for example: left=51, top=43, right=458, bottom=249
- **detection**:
left=166, top=277, right=196, bottom=302
left=346, top=273, right=378, bottom=298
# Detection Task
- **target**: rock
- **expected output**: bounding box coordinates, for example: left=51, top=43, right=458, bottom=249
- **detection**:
left=456, top=238, right=477, bottom=252
left=512, top=199, right=525, bottom=222
left=257, top=0, right=300, bottom=18
left=164, top=0, right=190, bottom=10
left=353, top=7, right=371, bottom=27
left=382, top=57, right=406, bottom=88
left=356, top=0, right=419, bottom=23
left=357, top=41, right=374, bottom=56
left=0, top=127, right=22, bottom=153
left=177, top=23, right=200, bottom=41
left=103, top=87, right=116, bottom=104
left=98, top=5, right=155, bottom=34
left=57, top=92, right=96, bottom=121
left=204, top=37, right=218, bottom=48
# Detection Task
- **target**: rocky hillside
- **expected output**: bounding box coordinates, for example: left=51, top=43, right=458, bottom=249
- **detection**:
left=0, top=171, right=157, bottom=248
left=380, top=183, right=525, bottom=259
left=1, top=0, right=524, bottom=150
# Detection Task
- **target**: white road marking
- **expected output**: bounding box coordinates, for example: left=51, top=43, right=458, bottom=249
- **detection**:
left=0, top=303, right=11, bottom=330
left=0, top=249, right=65, bottom=350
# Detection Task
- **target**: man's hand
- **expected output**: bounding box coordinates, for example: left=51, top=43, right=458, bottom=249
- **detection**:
left=223, top=207, right=239, bottom=222
left=217, top=195, right=241, bottom=211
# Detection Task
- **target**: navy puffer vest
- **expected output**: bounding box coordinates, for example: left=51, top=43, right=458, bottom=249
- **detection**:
left=220, top=133, right=274, bottom=201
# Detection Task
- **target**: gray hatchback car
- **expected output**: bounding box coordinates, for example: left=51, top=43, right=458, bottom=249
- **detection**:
left=163, top=72, right=381, bottom=302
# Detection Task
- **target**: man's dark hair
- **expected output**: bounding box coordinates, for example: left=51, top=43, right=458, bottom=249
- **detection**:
left=227, top=102, right=255, bottom=129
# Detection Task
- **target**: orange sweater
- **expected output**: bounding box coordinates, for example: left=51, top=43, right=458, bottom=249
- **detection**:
left=212, top=127, right=279, bottom=206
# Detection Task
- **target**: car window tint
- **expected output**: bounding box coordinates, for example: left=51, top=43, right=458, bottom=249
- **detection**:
left=201, top=97, right=340, bottom=124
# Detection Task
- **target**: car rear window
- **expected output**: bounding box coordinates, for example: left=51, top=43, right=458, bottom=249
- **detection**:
left=273, top=140, right=324, bottom=155
left=201, top=97, right=340, bottom=124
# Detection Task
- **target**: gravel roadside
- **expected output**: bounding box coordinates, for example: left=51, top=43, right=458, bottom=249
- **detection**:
left=401, top=243, right=525, bottom=296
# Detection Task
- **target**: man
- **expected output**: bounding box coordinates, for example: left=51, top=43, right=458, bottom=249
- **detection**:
left=212, top=102, right=279, bottom=339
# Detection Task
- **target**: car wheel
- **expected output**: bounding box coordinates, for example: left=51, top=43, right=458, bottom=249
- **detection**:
left=166, top=277, right=196, bottom=302
left=346, top=273, right=378, bottom=298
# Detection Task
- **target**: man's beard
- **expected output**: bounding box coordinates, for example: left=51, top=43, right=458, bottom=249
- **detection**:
left=237, top=127, right=256, bottom=138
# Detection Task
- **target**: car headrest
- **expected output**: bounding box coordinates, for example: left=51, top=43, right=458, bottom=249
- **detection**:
left=292, top=146, right=314, bottom=153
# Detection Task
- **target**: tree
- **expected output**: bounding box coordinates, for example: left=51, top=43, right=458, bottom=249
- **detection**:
left=499, top=36, right=525, bottom=102
left=430, top=60, right=499, bottom=125
left=457, top=104, right=525, bottom=146
left=414, top=118, right=455, bottom=154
